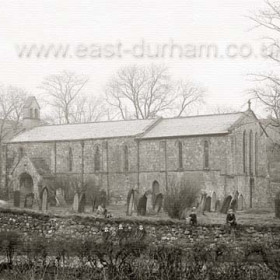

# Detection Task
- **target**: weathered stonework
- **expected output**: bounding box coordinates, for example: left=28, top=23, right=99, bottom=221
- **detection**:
left=3, top=99, right=280, bottom=210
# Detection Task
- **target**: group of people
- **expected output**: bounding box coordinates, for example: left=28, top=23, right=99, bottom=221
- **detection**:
left=188, top=207, right=237, bottom=229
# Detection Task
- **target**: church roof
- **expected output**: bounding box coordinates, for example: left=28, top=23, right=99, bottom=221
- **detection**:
left=9, top=119, right=156, bottom=143
left=141, top=112, right=244, bottom=139
left=9, top=112, right=247, bottom=143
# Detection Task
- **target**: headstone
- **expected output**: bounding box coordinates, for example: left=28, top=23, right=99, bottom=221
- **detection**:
left=78, top=193, right=86, bottom=213
left=215, top=200, right=221, bottom=212
left=220, top=196, right=232, bottom=214
left=134, top=189, right=140, bottom=212
left=146, top=191, right=154, bottom=214
left=41, top=187, right=49, bottom=213
left=14, top=191, right=20, bottom=207
left=197, top=193, right=206, bottom=213
left=24, top=193, right=34, bottom=209
left=55, top=188, right=67, bottom=207
left=126, top=189, right=134, bottom=216
left=204, top=196, right=211, bottom=212
left=137, top=194, right=147, bottom=216
left=73, top=193, right=79, bottom=212
left=154, top=193, right=163, bottom=213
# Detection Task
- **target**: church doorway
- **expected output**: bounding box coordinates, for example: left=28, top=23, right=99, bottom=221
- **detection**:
left=19, top=173, right=34, bottom=207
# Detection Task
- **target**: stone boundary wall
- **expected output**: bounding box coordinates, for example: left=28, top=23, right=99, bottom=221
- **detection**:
left=0, top=207, right=279, bottom=245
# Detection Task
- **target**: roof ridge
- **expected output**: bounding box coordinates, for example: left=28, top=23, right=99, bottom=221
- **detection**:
left=161, top=111, right=244, bottom=121
left=32, top=118, right=155, bottom=129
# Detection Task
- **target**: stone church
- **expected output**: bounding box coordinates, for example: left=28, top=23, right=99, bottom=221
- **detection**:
left=3, top=96, right=280, bottom=210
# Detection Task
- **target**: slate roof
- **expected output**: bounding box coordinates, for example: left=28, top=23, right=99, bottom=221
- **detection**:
left=9, top=119, right=156, bottom=143
left=141, top=112, right=244, bottom=139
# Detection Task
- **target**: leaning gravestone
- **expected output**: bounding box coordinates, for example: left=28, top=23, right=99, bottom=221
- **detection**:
left=41, top=187, right=49, bottom=213
left=220, top=196, right=232, bottom=214
left=78, top=193, right=86, bottom=213
left=73, top=193, right=79, bottom=212
left=154, top=193, right=163, bottom=213
left=14, top=190, right=20, bottom=207
left=146, top=191, right=154, bottom=214
left=24, top=193, right=34, bottom=209
left=137, top=194, right=147, bottom=216
left=126, top=189, right=134, bottom=216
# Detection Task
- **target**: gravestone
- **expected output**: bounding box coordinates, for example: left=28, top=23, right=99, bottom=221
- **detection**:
left=215, top=200, right=221, bottom=212
left=41, top=187, right=49, bottom=213
left=126, top=189, right=134, bottom=216
left=145, top=191, right=154, bottom=214
left=73, top=193, right=79, bottom=212
left=204, top=196, right=211, bottom=212
left=197, top=193, right=206, bottom=213
left=133, top=189, right=140, bottom=212
left=220, top=196, right=232, bottom=214
left=55, top=188, right=67, bottom=207
left=24, top=193, right=34, bottom=209
left=154, top=193, right=163, bottom=213
left=137, top=194, right=147, bottom=216
left=78, top=193, right=86, bottom=213
left=14, top=191, right=20, bottom=207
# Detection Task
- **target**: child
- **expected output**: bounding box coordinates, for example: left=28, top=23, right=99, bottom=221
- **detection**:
left=226, top=208, right=237, bottom=229
left=189, top=207, right=198, bottom=226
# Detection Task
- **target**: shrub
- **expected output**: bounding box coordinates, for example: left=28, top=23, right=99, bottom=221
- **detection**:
left=164, top=177, right=200, bottom=219
left=0, top=231, right=21, bottom=265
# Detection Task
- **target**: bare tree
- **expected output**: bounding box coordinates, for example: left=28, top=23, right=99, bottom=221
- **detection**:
left=0, top=85, right=27, bottom=195
left=105, top=64, right=204, bottom=119
left=209, top=105, right=239, bottom=114
left=249, top=1, right=280, bottom=126
left=172, top=80, right=205, bottom=117
left=40, top=71, right=89, bottom=124
left=71, top=95, right=105, bottom=123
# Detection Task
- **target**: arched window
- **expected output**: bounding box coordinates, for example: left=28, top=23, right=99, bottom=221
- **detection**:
left=94, top=146, right=101, bottom=172
left=178, top=141, right=183, bottom=169
left=30, top=108, right=33, bottom=118
left=124, top=145, right=129, bottom=172
left=204, top=140, right=209, bottom=169
left=243, top=131, right=247, bottom=174
left=255, top=133, right=258, bottom=175
left=249, top=130, right=253, bottom=175
left=68, top=147, right=73, bottom=172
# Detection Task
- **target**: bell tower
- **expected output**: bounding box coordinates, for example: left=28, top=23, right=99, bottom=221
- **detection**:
left=22, top=96, right=41, bottom=130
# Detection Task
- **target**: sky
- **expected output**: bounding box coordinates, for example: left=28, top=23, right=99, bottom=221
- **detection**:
left=0, top=0, right=275, bottom=116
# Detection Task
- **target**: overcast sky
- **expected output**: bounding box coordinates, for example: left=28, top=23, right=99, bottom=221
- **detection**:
left=0, top=0, right=275, bottom=115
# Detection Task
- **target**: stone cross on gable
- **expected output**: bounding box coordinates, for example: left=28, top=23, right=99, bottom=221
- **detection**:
left=248, top=99, right=251, bottom=110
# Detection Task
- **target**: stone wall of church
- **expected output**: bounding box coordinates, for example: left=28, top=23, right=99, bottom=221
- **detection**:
left=4, top=113, right=273, bottom=209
